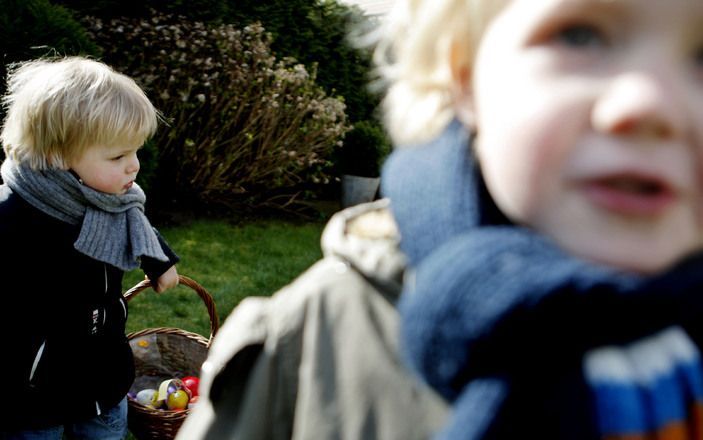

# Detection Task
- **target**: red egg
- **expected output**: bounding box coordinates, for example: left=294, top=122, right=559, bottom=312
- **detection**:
left=182, top=376, right=200, bottom=397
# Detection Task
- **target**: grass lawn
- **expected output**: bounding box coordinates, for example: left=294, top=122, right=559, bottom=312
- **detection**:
left=123, top=217, right=326, bottom=340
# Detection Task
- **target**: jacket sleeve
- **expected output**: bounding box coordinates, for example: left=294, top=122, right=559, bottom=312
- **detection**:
left=0, top=188, right=64, bottom=427
left=140, top=227, right=180, bottom=282
left=175, top=296, right=298, bottom=440
left=175, top=258, right=449, bottom=440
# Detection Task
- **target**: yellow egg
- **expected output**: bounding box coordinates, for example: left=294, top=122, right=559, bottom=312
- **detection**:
left=166, top=389, right=189, bottom=410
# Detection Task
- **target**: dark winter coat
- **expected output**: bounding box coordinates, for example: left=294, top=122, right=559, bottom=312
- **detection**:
left=0, top=185, right=179, bottom=430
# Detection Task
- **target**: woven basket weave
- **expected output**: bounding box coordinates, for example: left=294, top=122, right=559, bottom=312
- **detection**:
left=124, top=275, right=219, bottom=440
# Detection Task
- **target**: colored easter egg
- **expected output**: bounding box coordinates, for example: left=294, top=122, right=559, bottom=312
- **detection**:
left=182, top=376, right=200, bottom=397
left=158, top=378, right=181, bottom=397
left=157, top=380, right=174, bottom=407
left=166, top=389, right=189, bottom=410
left=135, top=389, right=159, bottom=408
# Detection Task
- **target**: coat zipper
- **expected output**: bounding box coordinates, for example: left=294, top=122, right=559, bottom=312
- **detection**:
left=103, top=265, right=108, bottom=325
left=94, top=266, right=109, bottom=415
left=119, top=296, right=127, bottom=319
left=29, top=341, right=46, bottom=381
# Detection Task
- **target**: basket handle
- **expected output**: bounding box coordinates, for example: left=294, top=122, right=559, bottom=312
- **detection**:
left=123, top=275, right=220, bottom=341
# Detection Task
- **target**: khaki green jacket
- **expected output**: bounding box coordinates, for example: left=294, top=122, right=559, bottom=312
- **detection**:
left=176, top=199, right=448, bottom=440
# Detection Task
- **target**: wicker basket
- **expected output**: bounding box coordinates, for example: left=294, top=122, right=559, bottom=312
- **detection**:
left=124, top=275, right=219, bottom=440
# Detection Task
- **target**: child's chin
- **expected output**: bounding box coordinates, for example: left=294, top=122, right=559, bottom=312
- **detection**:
left=579, top=249, right=684, bottom=275
left=557, top=237, right=687, bottom=275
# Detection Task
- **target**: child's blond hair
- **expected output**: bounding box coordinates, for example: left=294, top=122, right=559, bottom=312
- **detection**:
left=375, top=0, right=507, bottom=145
left=1, top=57, right=159, bottom=170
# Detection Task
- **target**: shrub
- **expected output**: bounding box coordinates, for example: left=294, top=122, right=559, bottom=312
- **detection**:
left=0, top=0, right=99, bottom=63
left=52, top=0, right=229, bottom=23
left=225, top=0, right=381, bottom=124
left=0, top=0, right=100, bottom=124
left=82, top=12, right=349, bottom=215
left=337, top=120, right=391, bottom=178
left=134, top=138, right=159, bottom=196
left=306, top=0, right=380, bottom=124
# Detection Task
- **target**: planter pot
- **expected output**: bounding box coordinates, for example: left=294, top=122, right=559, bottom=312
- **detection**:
left=341, top=174, right=380, bottom=208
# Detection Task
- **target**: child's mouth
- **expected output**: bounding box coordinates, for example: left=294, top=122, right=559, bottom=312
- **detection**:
left=582, top=174, right=676, bottom=216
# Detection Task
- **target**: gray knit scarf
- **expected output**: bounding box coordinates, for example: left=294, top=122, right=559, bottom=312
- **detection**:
left=1, top=158, right=168, bottom=271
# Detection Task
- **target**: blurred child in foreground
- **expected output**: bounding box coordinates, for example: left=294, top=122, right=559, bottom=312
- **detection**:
left=182, top=0, right=703, bottom=438
left=379, top=0, right=703, bottom=438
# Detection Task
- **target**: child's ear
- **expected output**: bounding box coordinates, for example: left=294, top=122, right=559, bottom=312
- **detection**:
left=450, top=40, right=476, bottom=130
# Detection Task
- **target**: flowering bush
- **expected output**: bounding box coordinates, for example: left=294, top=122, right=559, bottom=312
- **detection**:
left=83, top=12, right=349, bottom=213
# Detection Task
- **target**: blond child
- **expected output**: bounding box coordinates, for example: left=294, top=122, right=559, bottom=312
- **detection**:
left=0, top=57, right=179, bottom=439
left=378, top=0, right=703, bottom=438
left=178, top=0, right=703, bottom=439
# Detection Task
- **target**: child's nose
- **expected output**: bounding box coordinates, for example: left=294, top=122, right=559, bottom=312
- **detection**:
left=591, top=70, right=686, bottom=140
left=126, top=154, right=140, bottom=174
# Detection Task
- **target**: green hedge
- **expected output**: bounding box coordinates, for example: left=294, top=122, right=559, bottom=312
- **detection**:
left=51, top=0, right=229, bottom=23
left=0, top=0, right=100, bottom=113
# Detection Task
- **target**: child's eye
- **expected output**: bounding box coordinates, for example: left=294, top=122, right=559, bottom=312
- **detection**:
left=555, top=24, right=606, bottom=49
left=111, top=155, right=124, bottom=161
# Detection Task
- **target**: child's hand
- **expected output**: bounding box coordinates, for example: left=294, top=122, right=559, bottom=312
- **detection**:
left=150, top=266, right=179, bottom=293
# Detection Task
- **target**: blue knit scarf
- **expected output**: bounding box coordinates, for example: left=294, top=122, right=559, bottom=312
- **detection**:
left=381, top=120, right=703, bottom=439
